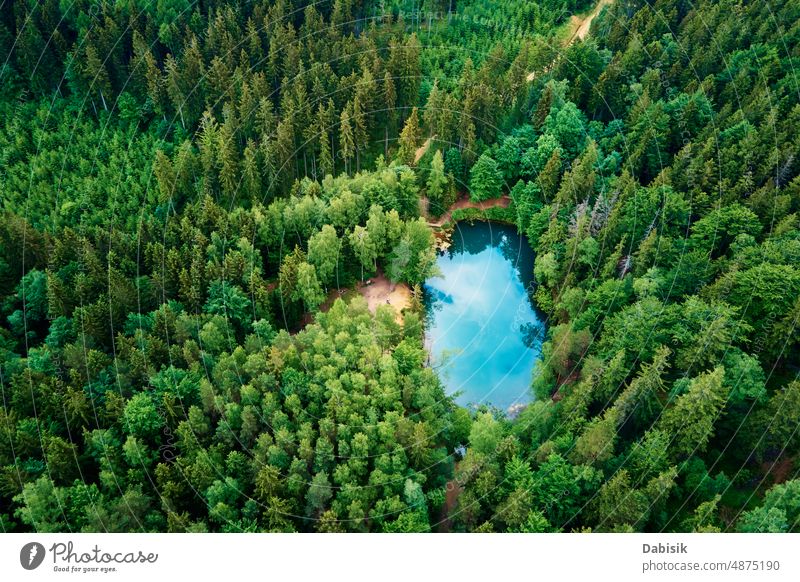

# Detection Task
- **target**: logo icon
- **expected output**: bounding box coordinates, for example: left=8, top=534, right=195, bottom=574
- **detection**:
left=20, top=542, right=46, bottom=570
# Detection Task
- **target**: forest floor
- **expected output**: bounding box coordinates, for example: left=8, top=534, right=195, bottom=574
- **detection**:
left=357, top=270, right=412, bottom=323
left=425, top=193, right=512, bottom=228
left=437, top=472, right=464, bottom=532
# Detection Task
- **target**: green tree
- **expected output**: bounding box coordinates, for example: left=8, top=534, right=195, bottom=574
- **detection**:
left=339, top=104, right=355, bottom=175
left=308, top=225, right=341, bottom=289
left=426, top=149, right=451, bottom=216
left=657, top=368, right=726, bottom=459
left=469, top=153, right=503, bottom=202
left=293, top=262, right=325, bottom=312
left=306, top=472, right=333, bottom=517
left=349, top=226, right=377, bottom=282
left=738, top=480, right=800, bottom=533
left=397, top=107, right=422, bottom=165
left=123, top=394, right=163, bottom=439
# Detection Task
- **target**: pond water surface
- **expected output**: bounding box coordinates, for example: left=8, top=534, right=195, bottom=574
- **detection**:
left=424, top=221, right=546, bottom=413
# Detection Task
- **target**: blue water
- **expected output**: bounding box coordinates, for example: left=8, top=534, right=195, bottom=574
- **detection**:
left=424, top=221, right=546, bottom=413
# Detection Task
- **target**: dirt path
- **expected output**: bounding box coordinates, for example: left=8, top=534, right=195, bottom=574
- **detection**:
left=414, top=135, right=435, bottom=164
left=526, top=0, right=614, bottom=82
left=357, top=271, right=412, bottom=323
left=426, top=194, right=512, bottom=228
left=436, top=476, right=464, bottom=532
left=569, top=0, right=613, bottom=44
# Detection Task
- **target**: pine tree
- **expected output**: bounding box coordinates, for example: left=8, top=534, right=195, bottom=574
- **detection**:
left=339, top=104, right=355, bottom=175
left=84, top=44, right=112, bottom=112
left=424, top=79, right=442, bottom=138
left=538, top=148, right=562, bottom=201
left=469, top=153, right=503, bottom=202
left=275, top=117, right=296, bottom=191
left=153, top=150, right=176, bottom=203
left=382, top=71, right=397, bottom=156
left=657, top=367, right=726, bottom=459
left=352, top=96, right=368, bottom=171
left=611, top=346, right=670, bottom=433
left=319, top=127, right=334, bottom=178
left=256, top=98, right=276, bottom=141
left=397, top=107, right=421, bottom=165
left=218, top=116, right=239, bottom=202
left=242, top=140, right=261, bottom=203
left=206, top=56, right=233, bottom=115
left=167, top=36, right=205, bottom=128
left=534, top=83, right=554, bottom=130
left=198, top=111, right=220, bottom=195
left=355, top=66, right=377, bottom=133
left=426, top=150, right=450, bottom=216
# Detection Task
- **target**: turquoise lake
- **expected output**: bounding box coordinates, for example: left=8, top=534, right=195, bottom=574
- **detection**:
left=423, top=221, right=546, bottom=413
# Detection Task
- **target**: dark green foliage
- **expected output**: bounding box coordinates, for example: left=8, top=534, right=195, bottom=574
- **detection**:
left=1, top=0, right=799, bottom=534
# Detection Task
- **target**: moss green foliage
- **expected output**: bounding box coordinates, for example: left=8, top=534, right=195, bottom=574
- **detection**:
left=1, top=0, right=800, bottom=533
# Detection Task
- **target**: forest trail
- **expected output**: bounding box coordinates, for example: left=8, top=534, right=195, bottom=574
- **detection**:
left=426, top=194, right=512, bottom=228
left=569, top=0, right=614, bottom=44
left=526, top=0, right=614, bottom=81
left=414, top=135, right=435, bottom=163
left=436, top=473, right=464, bottom=532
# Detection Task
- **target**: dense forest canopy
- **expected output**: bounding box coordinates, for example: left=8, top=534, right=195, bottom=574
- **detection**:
left=1, top=0, right=799, bottom=532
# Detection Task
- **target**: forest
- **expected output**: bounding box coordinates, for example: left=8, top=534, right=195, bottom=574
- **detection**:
left=1, top=0, right=799, bottom=533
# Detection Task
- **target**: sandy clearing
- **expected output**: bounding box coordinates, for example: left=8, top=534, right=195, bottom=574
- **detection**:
left=357, top=272, right=412, bottom=323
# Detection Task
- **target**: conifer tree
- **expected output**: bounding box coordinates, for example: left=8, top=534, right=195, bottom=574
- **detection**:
left=397, top=107, right=422, bottom=165
left=339, top=104, right=355, bottom=175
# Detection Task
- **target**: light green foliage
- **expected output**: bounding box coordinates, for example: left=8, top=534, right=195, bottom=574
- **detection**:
left=388, top=219, right=438, bottom=285
left=738, top=480, right=800, bottom=533
left=348, top=225, right=378, bottom=281
left=468, top=412, right=504, bottom=456
left=426, top=150, right=452, bottom=216
left=123, top=394, right=163, bottom=439
left=307, top=225, right=341, bottom=288
left=657, top=368, right=726, bottom=459
left=293, top=262, right=325, bottom=312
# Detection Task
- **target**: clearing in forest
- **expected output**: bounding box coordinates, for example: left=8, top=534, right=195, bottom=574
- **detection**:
left=357, top=272, right=412, bottom=323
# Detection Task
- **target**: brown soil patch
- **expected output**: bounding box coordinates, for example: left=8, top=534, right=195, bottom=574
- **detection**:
left=426, top=193, right=512, bottom=228
left=437, top=466, right=464, bottom=532
left=572, top=0, right=613, bottom=43
left=761, top=456, right=795, bottom=486
left=357, top=271, right=412, bottom=324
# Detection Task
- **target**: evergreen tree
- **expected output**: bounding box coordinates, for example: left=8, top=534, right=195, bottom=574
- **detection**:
left=426, top=150, right=451, bottom=216
left=339, top=104, right=355, bottom=175
left=397, top=107, right=422, bottom=165
left=469, top=153, right=503, bottom=201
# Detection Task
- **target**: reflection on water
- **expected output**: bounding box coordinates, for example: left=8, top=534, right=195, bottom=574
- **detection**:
left=423, top=221, right=546, bottom=413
